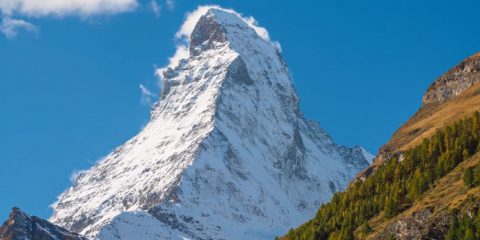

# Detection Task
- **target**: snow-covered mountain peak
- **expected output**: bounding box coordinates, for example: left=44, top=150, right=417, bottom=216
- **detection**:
left=189, top=8, right=273, bottom=54
left=50, top=6, right=370, bottom=240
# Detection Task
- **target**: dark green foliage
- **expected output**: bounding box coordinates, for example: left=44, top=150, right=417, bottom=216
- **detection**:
left=445, top=216, right=458, bottom=240
left=463, top=165, right=480, bottom=188
left=282, top=112, right=480, bottom=240
left=474, top=165, right=480, bottom=186
left=446, top=210, right=480, bottom=240
left=464, top=167, right=475, bottom=187
left=359, top=221, right=371, bottom=235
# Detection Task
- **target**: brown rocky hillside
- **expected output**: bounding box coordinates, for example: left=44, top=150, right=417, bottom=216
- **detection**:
left=358, top=52, right=480, bottom=181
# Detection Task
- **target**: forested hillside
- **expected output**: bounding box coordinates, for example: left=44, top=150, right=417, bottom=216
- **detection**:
left=281, top=112, right=480, bottom=240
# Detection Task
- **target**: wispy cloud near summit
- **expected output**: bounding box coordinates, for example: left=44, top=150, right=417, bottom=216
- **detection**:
left=155, top=5, right=282, bottom=83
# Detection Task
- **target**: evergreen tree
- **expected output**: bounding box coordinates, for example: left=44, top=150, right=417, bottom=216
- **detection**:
left=463, top=167, right=474, bottom=187
left=465, top=227, right=476, bottom=240
left=476, top=210, right=480, bottom=238
left=359, top=220, right=371, bottom=235
left=445, top=217, right=459, bottom=240
left=384, top=195, right=398, bottom=218
left=473, top=165, right=480, bottom=186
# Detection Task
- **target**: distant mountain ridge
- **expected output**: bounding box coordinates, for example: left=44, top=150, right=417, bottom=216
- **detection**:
left=0, top=208, right=86, bottom=240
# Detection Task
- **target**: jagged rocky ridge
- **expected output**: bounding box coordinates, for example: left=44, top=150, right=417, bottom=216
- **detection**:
left=0, top=208, right=86, bottom=240
left=423, top=52, right=480, bottom=105
left=49, top=8, right=370, bottom=240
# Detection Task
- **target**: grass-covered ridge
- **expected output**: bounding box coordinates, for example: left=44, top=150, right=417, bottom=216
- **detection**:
left=281, top=112, right=480, bottom=240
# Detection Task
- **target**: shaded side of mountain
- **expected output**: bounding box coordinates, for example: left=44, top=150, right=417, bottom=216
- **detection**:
left=0, top=208, right=86, bottom=240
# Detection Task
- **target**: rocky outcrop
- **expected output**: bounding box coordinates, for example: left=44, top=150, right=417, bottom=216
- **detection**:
left=423, top=52, right=480, bottom=105
left=0, top=208, right=86, bottom=240
left=372, top=207, right=451, bottom=240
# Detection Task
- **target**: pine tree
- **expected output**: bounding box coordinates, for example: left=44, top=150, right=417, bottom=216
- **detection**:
left=465, top=227, right=476, bottom=240
left=473, top=165, right=480, bottom=186
left=464, top=167, right=474, bottom=187
left=384, top=196, right=398, bottom=218
left=436, top=157, right=446, bottom=178
left=359, top=220, right=371, bottom=235
left=476, top=209, right=480, bottom=238
left=463, top=149, right=470, bottom=161
left=445, top=217, right=459, bottom=240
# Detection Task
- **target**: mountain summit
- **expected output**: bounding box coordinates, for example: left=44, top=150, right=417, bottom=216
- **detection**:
left=49, top=7, right=370, bottom=240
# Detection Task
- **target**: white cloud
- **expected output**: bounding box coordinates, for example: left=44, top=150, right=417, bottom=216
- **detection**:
left=140, top=84, right=157, bottom=106
left=49, top=195, right=61, bottom=212
left=165, top=0, right=174, bottom=11
left=0, top=16, right=37, bottom=38
left=0, top=0, right=138, bottom=17
left=48, top=168, right=87, bottom=212
left=69, top=169, right=88, bottom=183
left=0, top=0, right=138, bottom=37
left=150, top=0, right=161, bottom=18
left=154, top=44, right=188, bottom=81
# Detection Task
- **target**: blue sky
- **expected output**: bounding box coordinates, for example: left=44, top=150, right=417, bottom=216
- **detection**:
left=1, top=0, right=480, bottom=220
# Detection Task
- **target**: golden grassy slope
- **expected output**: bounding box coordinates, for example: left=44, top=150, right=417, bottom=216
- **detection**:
left=356, top=82, right=480, bottom=181
left=382, top=82, right=480, bottom=154
left=354, top=82, right=480, bottom=239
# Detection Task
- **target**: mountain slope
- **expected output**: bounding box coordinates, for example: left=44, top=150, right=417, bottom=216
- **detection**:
left=281, top=52, right=480, bottom=240
left=0, top=208, right=86, bottom=240
left=358, top=52, right=480, bottom=181
left=49, top=7, right=369, bottom=240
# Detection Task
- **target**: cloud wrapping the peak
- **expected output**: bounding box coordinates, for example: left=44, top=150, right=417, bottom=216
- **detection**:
left=0, top=0, right=138, bottom=17
left=156, top=5, right=281, bottom=81
left=174, top=5, right=274, bottom=43
left=155, top=44, right=188, bottom=81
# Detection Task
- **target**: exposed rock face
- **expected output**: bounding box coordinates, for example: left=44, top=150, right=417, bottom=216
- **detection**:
left=0, top=208, right=86, bottom=240
left=50, top=8, right=370, bottom=240
left=373, top=208, right=451, bottom=240
left=423, top=52, right=480, bottom=105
